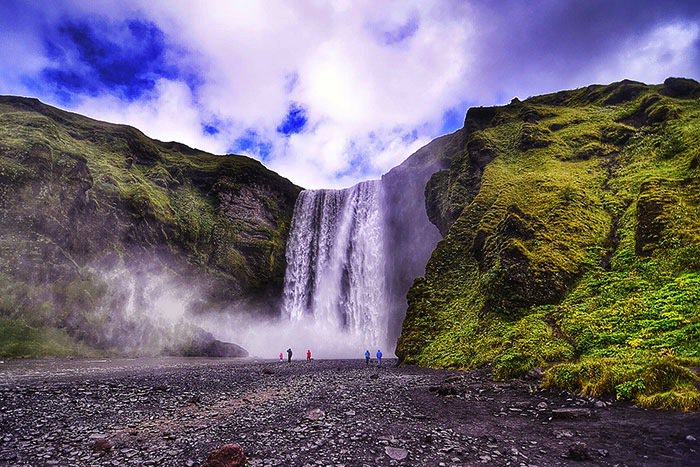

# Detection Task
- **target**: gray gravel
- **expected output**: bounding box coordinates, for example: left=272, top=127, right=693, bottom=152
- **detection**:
left=0, top=357, right=698, bottom=466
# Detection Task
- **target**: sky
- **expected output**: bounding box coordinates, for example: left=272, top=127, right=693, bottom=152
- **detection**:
left=1, top=1, right=699, bottom=189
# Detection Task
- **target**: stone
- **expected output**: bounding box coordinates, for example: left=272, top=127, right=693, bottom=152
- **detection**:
left=385, top=447, right=408, bottom=460
left=91, top=438, right=112, bottom=453
left=202, top=443, right=246, bottom=467
left=566, top=442, right=590, bottom=461
left=306, top=408, right=325, bottom=421
left=686, top=435, right=696, bottom=442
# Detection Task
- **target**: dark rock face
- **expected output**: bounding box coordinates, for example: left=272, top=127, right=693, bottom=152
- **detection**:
left=661, top=77, right=700, bottom=99
left=425, top=128, right=495, bottom=236
left=381, top=132, right=457, bottom=345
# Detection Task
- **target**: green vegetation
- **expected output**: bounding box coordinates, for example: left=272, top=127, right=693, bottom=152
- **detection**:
left=0, top=319, right=96, bottom=358
left=397, top=78, right=700, bottom=410
left=0, top=96, right=301, bottom=357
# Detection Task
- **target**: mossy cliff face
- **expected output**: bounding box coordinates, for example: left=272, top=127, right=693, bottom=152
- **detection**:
left=0, top=96, right=300, bottom=354
left=397, top=78, right=700, bottom=410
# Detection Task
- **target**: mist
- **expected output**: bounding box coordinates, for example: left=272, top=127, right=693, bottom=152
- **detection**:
left=196, top=312, right=388, bottom=359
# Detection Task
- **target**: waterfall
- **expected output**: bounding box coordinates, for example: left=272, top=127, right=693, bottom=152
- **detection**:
left=282, top=180, right=388, bottom=350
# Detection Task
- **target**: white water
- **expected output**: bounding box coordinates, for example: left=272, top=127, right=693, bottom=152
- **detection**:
left=281, top=180, right=390, bottom=354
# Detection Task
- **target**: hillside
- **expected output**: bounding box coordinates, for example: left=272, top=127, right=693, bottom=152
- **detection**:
left=0, top=96, right=301, bottom=356
left=396, top=78, right=700, bottom=410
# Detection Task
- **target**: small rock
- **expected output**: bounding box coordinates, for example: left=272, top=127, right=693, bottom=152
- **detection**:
left=91, top=438, right=112, bottom=453
left=566, top=442, right=590, bottom=461
left=306, top=408, right=325, bottom=421
left=202, top=443, right=246, bottom=467
left=686, top=435, right=697, bottom=442
left=385, top=447, right=408, bottom=460
left=594, top=400, right=607, bottom=408
left=188, top=395, right=201, bottom=404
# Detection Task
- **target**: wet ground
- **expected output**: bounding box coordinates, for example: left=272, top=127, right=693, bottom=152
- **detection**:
left=0, top=357, right=698, bottom=466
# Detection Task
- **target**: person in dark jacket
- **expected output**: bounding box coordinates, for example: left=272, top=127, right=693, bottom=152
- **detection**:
left=376, top=349, right=383, bottom=366
left=364, top=350, right=370, bottom=366
left=287, top=348, right=293, bottom=363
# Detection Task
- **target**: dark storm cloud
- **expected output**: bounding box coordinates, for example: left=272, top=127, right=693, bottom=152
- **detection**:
left=463, top=0, right=700, bottom=100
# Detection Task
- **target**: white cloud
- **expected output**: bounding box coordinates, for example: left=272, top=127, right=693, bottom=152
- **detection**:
left=69, top=0, right=477, bottom=188
left=593, top=22, right=700, bottom=85
left=1, top=1, right=699, bottom=189
left=71, top=79, right=231, bottom=155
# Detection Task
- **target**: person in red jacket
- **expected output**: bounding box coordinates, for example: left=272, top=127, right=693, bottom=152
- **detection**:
left=307, top=349, right=312, bottom=361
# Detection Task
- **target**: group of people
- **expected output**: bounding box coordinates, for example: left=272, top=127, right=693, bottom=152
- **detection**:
left=278, top=348, right=384, bottom=366
left=279, top=348, right=312, bottom=363
left=365, top=349, right=382, bottom=366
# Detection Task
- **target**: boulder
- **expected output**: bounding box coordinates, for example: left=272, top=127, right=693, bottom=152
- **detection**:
left=181, top=330, right=249, bottom=358
left=566, top=442, right=591, bottom=461
left=202, top=443, right=246, bottom=467
left=385, top=447, right=409, bottom=460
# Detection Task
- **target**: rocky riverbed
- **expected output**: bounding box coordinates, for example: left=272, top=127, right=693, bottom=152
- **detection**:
left=0, top=357, right=698, bottom=466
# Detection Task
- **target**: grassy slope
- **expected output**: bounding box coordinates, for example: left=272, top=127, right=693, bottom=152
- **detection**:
left=397, top=79, right=700, bottom=410
left=0, top=96, right=301, bottom=357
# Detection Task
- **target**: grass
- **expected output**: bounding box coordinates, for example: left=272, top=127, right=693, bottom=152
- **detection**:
left=398, top=79, right=700, bottom=410
left=0, top=319, right=97, bottom=358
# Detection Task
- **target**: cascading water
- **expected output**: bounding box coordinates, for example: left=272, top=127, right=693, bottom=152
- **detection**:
left=282, top=180, right=389, bottom=351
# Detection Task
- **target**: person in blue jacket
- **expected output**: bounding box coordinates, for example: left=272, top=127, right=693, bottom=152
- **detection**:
left=376, top=349, right=383, bottom=366
left=364, top=350, right=370, bottom=366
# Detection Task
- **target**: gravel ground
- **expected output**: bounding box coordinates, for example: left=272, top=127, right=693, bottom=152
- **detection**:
left=0, top=357, right=698, bottom=466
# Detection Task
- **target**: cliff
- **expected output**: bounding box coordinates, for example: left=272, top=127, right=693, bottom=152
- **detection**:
left=397, top=78, right=700, bottom=410
left=0, top=96, right=301, bottom=356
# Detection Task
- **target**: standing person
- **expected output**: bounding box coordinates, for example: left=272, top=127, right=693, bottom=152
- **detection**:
left=307, top=349, right=312, bottom=361
left=279, top=352, right=283, bottom=362
left=287, top=348, right=293, bottom=363
left=376, top=349, right=383, bottom=367
left=364, top=350, right=370, bottom=366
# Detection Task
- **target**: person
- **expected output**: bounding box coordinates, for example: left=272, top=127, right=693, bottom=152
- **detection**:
left=279, top=352, right=283, bottom=362
left=287, top=348, right=293, bottom=363
left=307, top=349, right=311, bottom=361
left=376, top=349, right=383, bottom=366
left=364, top=350, right=370, bottom=366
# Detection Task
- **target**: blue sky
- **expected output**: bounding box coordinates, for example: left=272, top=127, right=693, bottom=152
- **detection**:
left=1, top=1, right=699, bottom=188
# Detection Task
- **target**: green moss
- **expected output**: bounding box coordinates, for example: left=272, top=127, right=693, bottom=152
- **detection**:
left=0, top=319, right=96, bottom=358
left=398, top=79, right=700, bottom=410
